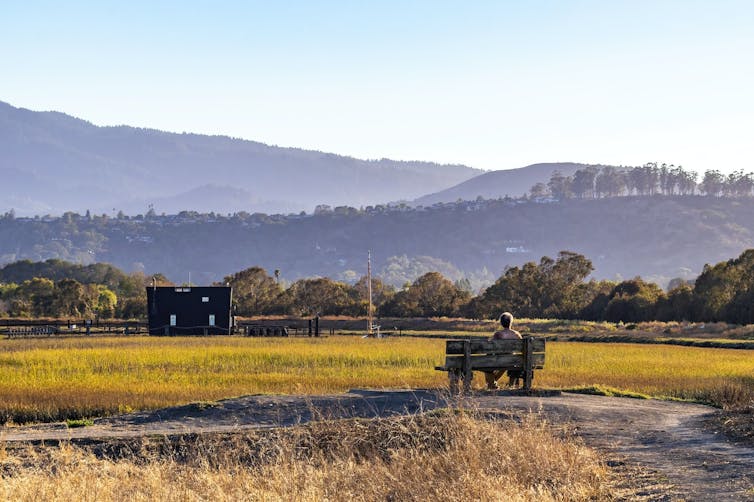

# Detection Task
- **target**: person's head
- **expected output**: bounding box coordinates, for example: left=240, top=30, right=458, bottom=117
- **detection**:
left=499, top=312, right=513, bottom=329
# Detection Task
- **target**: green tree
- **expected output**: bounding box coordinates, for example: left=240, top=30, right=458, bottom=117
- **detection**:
left=53, top=279, right=88, bottom=317
left=571, top=167, right=598, bottom=199
left=116, top=297, right=146, bottom=319
left=222, top=266, right=282, bottom=316
left=286, top=278, right=356, bottom=316
left=692, top=249, right=754, bottom=322
left=95, top=286, right=118, bottom=318
left=13, top=278, right=55, bottom=317
left=578, top=280, right=617, bottom=320
left=656, top=284, right=694, bottom=321
left=700, top=170, right=724, bottom=196
left=603, top=279, right=664, bottom=323
left=595, top=166, right=626, bottom=197
left=0, top=282, right=19, bottom=316
left=381, top=272, right=470, bottom=317
left=350, top=275, right=395, bottom=315
left=473, top=251, right=594, bottom=319
left=547, top=171, right=572, bottom=200
left=528, top=182, right=548, bottom=199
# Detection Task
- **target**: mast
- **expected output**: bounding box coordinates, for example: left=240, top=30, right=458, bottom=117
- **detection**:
left=367, top=250, right=373, bottom=335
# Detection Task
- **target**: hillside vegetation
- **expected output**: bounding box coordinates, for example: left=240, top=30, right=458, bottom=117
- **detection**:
left=4, top=247, right=754, bottom=326
left=2, top=195, right=754, bottom=286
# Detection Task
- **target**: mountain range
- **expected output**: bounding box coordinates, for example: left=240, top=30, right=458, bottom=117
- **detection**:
left=1, top=100, right=623, bottom=217
left=0, top=101, right=485, bottom=216
left=5, top=100, right=749, bottom=289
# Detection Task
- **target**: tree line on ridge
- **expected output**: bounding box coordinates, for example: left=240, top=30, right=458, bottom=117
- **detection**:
left=532, top=163, right=754, bottom=199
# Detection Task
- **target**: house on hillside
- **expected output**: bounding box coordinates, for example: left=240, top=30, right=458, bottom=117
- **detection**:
left=146, top=286, right=232, bottom=335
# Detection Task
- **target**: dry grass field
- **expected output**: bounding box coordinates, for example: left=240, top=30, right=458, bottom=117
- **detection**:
left=1, top=411, right=610, bottom=501
left=0, top=335, right=752, bottom=423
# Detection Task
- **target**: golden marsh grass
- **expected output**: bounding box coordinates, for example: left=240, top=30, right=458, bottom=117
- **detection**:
left=541, top=342, right=754, bottom=406
left=0, top=336, right=752, bottom=422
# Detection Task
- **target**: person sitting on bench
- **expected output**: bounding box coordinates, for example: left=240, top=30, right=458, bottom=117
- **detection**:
left=485, top=312, right=523, bottom=390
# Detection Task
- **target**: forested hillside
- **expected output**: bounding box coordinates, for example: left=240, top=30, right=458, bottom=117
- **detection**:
left=2, top=195, right=754, bottom=288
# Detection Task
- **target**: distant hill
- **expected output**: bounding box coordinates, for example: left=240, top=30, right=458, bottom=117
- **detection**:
left=2, top=196, right=753, bottom=289
left=414, top=162, right=610, bottom=205
left=0, top=101, right=482, bottom=215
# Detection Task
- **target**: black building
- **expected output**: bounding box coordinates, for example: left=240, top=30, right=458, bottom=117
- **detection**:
left=146, top=286, right=232, bottom=335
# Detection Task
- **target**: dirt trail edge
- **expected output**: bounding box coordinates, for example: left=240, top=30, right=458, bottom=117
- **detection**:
left=2, top=390, right=753, bottom=501
left=474, top=393, right=754, bottom=501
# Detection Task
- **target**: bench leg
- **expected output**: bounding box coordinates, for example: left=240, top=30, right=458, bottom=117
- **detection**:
left=448, top=370, right=460, bottom=395
left=523, top=336, right=534, bottom=391
left=463, top=368, right=472, bottom=394
left=523, top=370, right=533, bottom=391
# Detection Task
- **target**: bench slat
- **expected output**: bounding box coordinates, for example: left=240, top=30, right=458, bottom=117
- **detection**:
left=445, top=338, right=545, bottom=354
left=441, top=352, right=545, bottom=370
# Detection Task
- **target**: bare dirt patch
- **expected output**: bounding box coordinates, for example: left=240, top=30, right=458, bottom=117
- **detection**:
left=2, top=390, right=753, bottom=500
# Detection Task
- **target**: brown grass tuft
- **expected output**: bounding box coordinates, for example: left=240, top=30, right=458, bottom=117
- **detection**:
left=1, top=412, right=610, bottom=501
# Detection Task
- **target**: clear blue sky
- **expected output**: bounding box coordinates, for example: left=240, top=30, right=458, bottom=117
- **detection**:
left=3, top=1, right=753, bottom=173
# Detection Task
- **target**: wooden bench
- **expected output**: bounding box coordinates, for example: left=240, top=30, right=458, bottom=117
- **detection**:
left=435, top=337, right=546, bottom=393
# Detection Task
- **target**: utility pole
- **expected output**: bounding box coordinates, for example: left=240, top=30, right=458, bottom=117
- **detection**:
left=367, top=250, right=373, bottom=336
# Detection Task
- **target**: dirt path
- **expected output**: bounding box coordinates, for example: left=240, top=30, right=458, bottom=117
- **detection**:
left=2, top=390, right=753, bottom=501
left=473, top=393, right=754, bottom=501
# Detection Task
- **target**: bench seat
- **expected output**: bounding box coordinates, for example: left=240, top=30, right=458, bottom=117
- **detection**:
left=435, top=337, right=545, bottom=393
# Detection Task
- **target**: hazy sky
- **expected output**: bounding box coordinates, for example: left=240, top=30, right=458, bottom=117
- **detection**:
left=3, top=1, right=753, bottom=173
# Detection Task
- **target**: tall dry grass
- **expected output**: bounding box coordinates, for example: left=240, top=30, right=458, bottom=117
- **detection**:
left=0, top=412, right=610, bottom=501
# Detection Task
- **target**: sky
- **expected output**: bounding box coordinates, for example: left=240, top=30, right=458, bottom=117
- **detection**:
left=2, top=0, right=754, bottom=174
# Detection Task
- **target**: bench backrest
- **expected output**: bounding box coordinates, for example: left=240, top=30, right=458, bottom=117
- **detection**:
left=441, top=337, right=545, bottom=371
